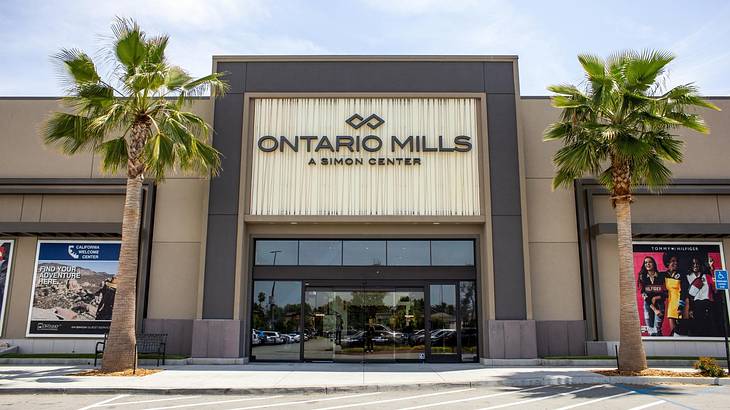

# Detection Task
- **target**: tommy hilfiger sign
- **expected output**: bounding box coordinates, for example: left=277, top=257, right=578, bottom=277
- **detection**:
left=256, top=113, right=473, bottom=166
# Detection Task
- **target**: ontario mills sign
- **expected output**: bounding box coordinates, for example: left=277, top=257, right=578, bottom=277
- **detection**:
left=256, top=113, right=473, bottom=166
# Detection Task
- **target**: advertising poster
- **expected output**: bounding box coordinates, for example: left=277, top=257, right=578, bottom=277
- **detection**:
left=27, top=240, right=120, bottom=337
left=0, top=240, right=15, bottom=334
left=633, top=242, right=728, bottom=338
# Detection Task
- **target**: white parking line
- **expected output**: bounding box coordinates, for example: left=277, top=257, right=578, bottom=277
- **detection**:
left=475, top=384, right=607, bottom=409
left=553, top=390, right=635, bottom=410
left=95, top=396, right=202, bottom=407
left=397, top=385, right=551, bottom=410
left=143, top=396, right=281, bottom=410
left=77, top=395, right=129, bottom=410
left=627, top=400, right=667, bottom=410
left=313, top=388, right=475, bottom=410
left=227, top=392, right=381, bottom=410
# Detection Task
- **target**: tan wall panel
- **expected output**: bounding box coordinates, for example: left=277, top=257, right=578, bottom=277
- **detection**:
left=528, top=242, right=582, bottom=320
left=20, top=195, right=42, bottom=222
left=596, top=234, right=620, bottom=340
left=519, top=99, right=561, bottom=179
left=669, top=99, right=730, bottom=178
left=718, top=196, right=730, bottom=223
left=0, top=100, right=95, bottom=178
left=40, top=195, right=124, bottom=223
left=525, top=179, right=577, bottom=243
left=146, top=242, right=200, bottom=320
left=0, top=196, right=23, bottom=222
left=152, top=179, right=207, bottom=243
left=593, top=195, right=721, bottom=224
left=3, top=237, right=37, bottom=338
left=519, top=98, right=730, bottom=180
left=0, top=98, right=214, bottom=180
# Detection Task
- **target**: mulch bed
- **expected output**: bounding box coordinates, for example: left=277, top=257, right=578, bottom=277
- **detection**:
left=69, top=368, right=161, bottom=377
left=594, top=369, right=703, bottom=377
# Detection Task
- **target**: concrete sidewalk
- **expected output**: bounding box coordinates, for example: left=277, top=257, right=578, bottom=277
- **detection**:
left=0, top=363, right=727, bottom=394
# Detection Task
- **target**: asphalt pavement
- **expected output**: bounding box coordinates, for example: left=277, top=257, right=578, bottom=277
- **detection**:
left=1, top=383, right=727, bottom=410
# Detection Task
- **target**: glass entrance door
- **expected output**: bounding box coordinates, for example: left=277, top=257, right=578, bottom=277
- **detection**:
left=303, top=287, right=425, bottom=362
left=428, top=284, right=458, bottom=361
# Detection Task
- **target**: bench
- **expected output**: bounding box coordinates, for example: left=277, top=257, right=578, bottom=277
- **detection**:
left=94, top=332, right=168, bottom=367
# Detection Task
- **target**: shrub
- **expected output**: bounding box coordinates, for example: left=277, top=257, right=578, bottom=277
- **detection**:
left=694, top=357, right=727, bottom=377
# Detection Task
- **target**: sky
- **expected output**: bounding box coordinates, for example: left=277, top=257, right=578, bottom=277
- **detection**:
left=1, top=0, right=729, bottom=96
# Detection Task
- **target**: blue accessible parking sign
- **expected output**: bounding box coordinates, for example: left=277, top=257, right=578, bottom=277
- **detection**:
left=715, top=270, right=729, bottom=290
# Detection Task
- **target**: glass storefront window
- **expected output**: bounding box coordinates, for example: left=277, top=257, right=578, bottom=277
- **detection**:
left=298, top=240, right=342, bottom=265
left=387, top=241, right=430, bottom=266
left=251, top=281, right=302, bottom=360
left=459, top=281, right=478, bottom=361
left=429, top=284, right=457, bottom=355
left=255, top=239, right=474, bottom=267
left=431, top=241, right=474, bottom=266
left=343, top=241, right=386, bottom=266
left=254, top=240, right=298, bottom=265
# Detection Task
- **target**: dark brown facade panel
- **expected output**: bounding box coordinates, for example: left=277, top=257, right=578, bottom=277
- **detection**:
left=202, top=214, right=238, bottom=319
left=486, top=93, right=521, bottom=216
left=244, top=62, right=486, bottom=93
left=484, top=62, right=517, bottom=94
left=217, top=62, right=247, bottom=94
left=209, top=93, right=244, bottom=216
left=491, top=215, right=527, bottom=320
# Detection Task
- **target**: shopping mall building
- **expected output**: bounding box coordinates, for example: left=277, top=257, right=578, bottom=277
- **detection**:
left=0, top=56, right=728, bottom=363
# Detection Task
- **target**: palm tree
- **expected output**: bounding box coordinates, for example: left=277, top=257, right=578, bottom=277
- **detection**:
left=544, top=50, right=719, bottom=372
left=43, top=18, right=227, bottom=372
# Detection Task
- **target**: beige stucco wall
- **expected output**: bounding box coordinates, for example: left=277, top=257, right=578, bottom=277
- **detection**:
left=594, top=194, right=726, bottom=224
left=0, top=98, right=213, bottom=338
left=520, top=98, right=583, bottom=321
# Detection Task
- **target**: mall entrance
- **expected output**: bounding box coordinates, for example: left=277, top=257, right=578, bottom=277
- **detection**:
left=249, top=239, right=479, bottom=363
left=302, top=284, right=476, bottom=363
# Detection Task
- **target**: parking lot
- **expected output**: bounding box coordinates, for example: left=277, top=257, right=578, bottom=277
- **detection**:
left=1, top=383, right=728, bottom=410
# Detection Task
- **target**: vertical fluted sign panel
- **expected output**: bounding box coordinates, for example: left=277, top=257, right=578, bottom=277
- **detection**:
left=250, top=98, right=480, bottom=216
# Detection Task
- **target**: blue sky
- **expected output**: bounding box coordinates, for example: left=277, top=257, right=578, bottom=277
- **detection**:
left=1, top=0, right=728, bottom=96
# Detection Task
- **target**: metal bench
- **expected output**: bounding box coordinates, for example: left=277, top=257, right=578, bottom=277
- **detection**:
left=94, top=332, right=168, bottom=367
left=136, top=333, right=167, bottom=366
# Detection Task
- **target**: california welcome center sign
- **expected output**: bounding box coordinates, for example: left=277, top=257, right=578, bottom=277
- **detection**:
left=250, top=97, right=481, bottom=216
left=27, top=240, right=121, bottom=337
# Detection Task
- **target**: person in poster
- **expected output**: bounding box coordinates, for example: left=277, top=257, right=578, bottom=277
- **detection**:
left=686, top=255, right=718, bottom=336
left=636, top=255, right=667, bottom=336
left=27, top=240, right=120, bottom=336
left=633, top=242, right=727, bottom=338
left=663, top=253, right=689, bottom=337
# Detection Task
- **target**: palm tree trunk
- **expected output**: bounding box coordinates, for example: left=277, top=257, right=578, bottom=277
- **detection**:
left=101, top=121, right=148, bottom=372
left=615, top=197, right=648, bottom=372
left=101, top=175, right=142, bottom=372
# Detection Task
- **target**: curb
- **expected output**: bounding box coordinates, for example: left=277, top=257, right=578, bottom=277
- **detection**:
left=1, top=375, right=727, bottom=395
left=0, top=358, right=699, bottom=367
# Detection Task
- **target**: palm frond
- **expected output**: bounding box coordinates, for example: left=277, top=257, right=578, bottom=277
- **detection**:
left=43, top=112, right=102, bottom=154
left=99, top=137, right=128, bottom=173
left=53, top=49, right=101, bottom=87
left=111, top=17, right=146, bottom=70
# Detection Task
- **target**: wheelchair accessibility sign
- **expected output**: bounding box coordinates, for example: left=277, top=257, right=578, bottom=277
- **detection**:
left=715, top=270, right=729, bottom=290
